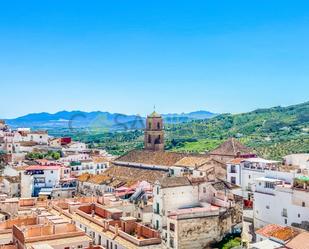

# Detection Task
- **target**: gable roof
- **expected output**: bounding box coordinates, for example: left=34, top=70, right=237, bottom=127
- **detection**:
left=174, top=156, right=209, bottom=168
left=209, top=138, right=253, bottom=156
left=211, top=179, right=239, bottom=191
left=104, top=164, right=167, bottom=184
left=115, top=149, right=187, bottom=166
left=158, top=176, right=191, bottom=188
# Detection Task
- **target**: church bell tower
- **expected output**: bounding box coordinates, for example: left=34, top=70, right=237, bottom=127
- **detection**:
left=144, top=111, right=164, bottom=151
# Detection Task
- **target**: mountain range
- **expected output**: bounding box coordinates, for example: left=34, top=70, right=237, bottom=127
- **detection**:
left=3, top=110, right=217, bottom=131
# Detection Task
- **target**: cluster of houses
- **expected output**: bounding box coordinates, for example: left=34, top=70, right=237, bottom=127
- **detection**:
left=0, top=112, right=308, bottom=249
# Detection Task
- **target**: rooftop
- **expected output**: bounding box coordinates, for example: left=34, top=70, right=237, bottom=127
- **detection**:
left=115, top=149, right=187, bottom=167
left=25, top=165, right=61, bottom=171
left=209, top=138, right=253, bottom=156
left=174, top=156, right=209, bottom=168
left=285, top=231, right=309, bottom=249
left=256, top=224, right=297, bottom=242
left=158, top=176, right=191, bottom=188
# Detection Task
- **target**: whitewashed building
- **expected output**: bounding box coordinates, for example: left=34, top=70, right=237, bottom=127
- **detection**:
left=226, top=157, right=297, bottom=200
left=254, top=176, right=309, bottom=230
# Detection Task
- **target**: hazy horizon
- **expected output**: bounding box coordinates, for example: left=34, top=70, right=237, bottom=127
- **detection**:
left=2, top=100, right=308, bottom=120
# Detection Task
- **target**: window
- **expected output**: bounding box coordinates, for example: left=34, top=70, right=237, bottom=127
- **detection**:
left=265, top=182, right=275, bottom=189
left=302, top=202, right=306, bottom=207
left=157, top=187, right=159, bottom=195
left=203, top=187, right=206, bottom=193
left=282, top=208, right=288, bottom=218
left=231, top=176, right=236, bottom=184
left=78, top=246, right=83, bottom=249
left=156, top=220, right=159, bottom=229
left=148, top=135, right=151, bottom=143
left=284, top=219, right=287, bottom=224
left=230, top=165, right=236, bottom=173
left=169, top=236, right=174, bottom=248
left=155, top=203, right=160, bottom=214
left=298, top=214, right=301, bottom=218
left=50, top=170, right=53, bottom=174
left=157, top=122, right=160, bottom=129
left=169, top=223, right=175, bottom=232
left=266, top=205, right=270, bottom=209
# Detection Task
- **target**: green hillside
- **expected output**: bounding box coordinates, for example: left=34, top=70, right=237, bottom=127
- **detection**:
left=165, top=101, right=309, bottom=159
left=56, top=101, right=309, bottom=159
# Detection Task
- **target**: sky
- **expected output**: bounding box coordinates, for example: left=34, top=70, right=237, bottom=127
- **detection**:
left=0, top=0, right=309, bottom=118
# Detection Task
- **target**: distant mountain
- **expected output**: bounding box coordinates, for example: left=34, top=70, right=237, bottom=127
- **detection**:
left=4, top=110, right=217, bottom=131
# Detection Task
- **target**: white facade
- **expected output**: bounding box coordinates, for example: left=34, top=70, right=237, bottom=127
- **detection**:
left=60, top=153, right=90, bottom=163
left=283, top=154, right=309, bottom=169
left=226, top=158, right=295, bottom=200
left=152, top=178, right=214, bottom=231
left=70, top=160, right=109, bottom=176
left=254, top=178, right=309, bottom=229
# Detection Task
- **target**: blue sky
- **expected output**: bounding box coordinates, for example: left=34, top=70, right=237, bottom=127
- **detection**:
left=0, top=0, right=308, bottom=118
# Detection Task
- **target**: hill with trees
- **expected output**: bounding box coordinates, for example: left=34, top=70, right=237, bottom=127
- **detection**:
left=42, top=101, right=309, bottom=159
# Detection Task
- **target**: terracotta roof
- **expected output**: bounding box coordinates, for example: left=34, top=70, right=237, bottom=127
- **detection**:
left=77, top=173, right=91, bottom=182
left=20, top=141, right=38, bottom=146
left=174, top=156, right=209, bottom=168
left=209, top=138, right=253, bottom=156
left=103, top=164, right=166, bottom=184
left=92, top=156, right=110, bottom=163
left=285, top=232, right=309, bottom=249
left=88, top=175, right=112, bottom=185
left=256, top=224, right=284, bottom=238
left=158, top=176, right=191, bottom=188
left=256, top=224, right=297, bottom=242
left=25, top=165, right=61, bottom=171
left=211, top=180, right=239, bottom=191
left=116, top=149, right=187, bottom=166
left=228, top=158, right=244, bottom=164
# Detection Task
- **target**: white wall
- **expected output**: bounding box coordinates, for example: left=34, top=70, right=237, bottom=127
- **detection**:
left=254, top=186, right=309, bottom=229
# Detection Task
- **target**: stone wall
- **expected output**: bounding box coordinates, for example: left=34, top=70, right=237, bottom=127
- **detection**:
left=176, top=215, right=220, bottom=249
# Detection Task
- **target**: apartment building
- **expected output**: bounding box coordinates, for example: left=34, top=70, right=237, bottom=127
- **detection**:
left=254, top=176, right=309, bottom=229
left=226, top=157, right=298, bottom=200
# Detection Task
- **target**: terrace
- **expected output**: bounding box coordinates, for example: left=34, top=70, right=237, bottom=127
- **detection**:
left=12, top=222, right=86, bottom=244
left=242, top=158, right=279, bottom=171
left=75, top=203, right=161, bottom=246
left=293, top=176, right=309, bottom=191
